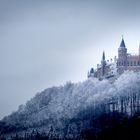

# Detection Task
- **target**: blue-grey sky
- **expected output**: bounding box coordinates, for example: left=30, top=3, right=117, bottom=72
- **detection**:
left=1, top=0, right=140, bottom=119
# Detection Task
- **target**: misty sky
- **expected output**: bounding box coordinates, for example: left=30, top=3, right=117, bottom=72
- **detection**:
left=1, top=0, right=140, bottom=119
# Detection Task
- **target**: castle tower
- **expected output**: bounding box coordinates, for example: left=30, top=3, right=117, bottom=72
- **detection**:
left=117, top=37, right=127, bottom=74
left=101, top=51, right=106, bottom=76
left=118, top=37, right=127, bottom=58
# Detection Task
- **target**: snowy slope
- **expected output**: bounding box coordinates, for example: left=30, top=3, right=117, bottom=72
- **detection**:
left=1, top=71, right=140, bottom=138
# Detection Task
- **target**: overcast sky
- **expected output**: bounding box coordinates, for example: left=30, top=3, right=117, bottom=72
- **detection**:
left=0, top=0, right=140, bottom=119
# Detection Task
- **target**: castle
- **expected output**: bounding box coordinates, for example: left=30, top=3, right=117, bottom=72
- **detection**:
left=88, top=38, right=140, bottom=79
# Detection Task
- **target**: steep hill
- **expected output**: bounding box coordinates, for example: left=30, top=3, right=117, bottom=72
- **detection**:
left=0, top=71, right=140, bottom=139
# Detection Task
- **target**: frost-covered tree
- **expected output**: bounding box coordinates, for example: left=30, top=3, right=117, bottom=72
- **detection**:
left=1, top=71, right=140, bottom=139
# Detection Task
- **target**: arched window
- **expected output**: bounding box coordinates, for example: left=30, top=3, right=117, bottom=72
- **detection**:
left=134, top=61, right=136, bottom=66
left=127, top=61, right=129, bottom=66
left=131, top=61, right=133, bottom=66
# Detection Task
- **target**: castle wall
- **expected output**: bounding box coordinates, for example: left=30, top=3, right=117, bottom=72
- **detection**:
left=95, top=65, right=111, bottom=79
left=127, top=55, right=140, bottom=66
left=117, top=54, right=140, bottom=74
left=126, top=55, right=140, bottom=71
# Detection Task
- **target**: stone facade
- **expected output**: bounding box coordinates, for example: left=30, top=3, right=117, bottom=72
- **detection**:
left=88, top=38, right=140, bottom=79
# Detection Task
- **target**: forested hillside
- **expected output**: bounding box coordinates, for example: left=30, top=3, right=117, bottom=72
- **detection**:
left=0, top=71, right=140, bottom=139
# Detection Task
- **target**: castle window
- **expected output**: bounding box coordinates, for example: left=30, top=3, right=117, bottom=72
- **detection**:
left=119, top=61, right=121, bottom=66
left=138, top=61, right=140, bottom=66
left=122, top=62, right=123, bottom=66
left=131, top=61, right=133, bottom=66
left=127, top=61, right=129, bottom=66
left=124, top=61, right=126, bottom=66
left=134, top=61, right=136, bottom=66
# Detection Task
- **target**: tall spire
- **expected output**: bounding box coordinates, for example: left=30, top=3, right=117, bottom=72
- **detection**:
left=101, top=51, right=106, bottom=76
left=102, top=51, right=105, bottom=61
left=120, top=36, right=126, bottom=48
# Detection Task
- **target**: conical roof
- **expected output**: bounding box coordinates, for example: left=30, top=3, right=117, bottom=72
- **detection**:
left=102, top=51, right=105, bottom=60
left=120, top=38, right=126, bottom=48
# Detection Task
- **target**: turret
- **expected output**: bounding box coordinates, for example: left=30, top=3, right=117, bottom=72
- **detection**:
left=90, top=68, right=94, bottom=73
left=101, top=51, right=106, bottom=76
left=117, top=37, right=127, bottom=74
left=102, top=51, right=105, bottom=61
left=101, top=51, right=106, bottom=65
left=118, top=37, right=127, bottom=59
left=88, top=68, right=94, bottom=78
